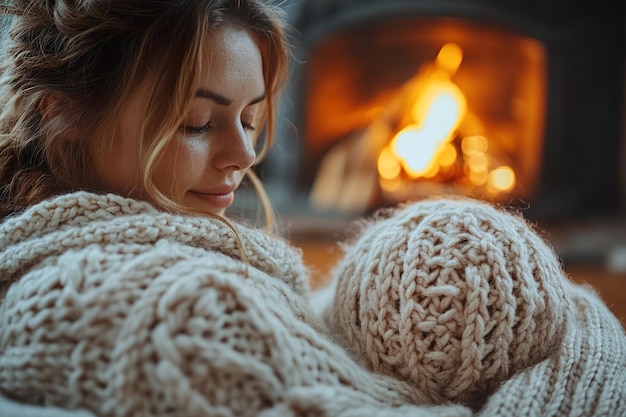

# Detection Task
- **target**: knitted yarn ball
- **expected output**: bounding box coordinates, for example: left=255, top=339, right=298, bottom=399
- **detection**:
left=329, top=198, right=572, bottom=405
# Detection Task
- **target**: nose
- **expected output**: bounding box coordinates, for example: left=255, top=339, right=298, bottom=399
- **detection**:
left=214, top=123, right=256, bottom=172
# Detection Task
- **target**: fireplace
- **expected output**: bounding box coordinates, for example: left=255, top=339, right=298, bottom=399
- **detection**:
left=303, top=17, right=547, bottom=213
left=256, top=0, right=625, bottom=223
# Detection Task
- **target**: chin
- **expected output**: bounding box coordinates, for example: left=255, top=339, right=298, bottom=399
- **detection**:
left=188, top=202, right=228, bottom=217
left=213, top=208, right=227, bottom=217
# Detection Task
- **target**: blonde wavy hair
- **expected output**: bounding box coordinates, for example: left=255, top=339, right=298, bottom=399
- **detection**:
left=0, top=0, right=290, bottom=231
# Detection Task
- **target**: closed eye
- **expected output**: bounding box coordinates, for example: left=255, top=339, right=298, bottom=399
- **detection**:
left=180, top=122, right=212, bottom=135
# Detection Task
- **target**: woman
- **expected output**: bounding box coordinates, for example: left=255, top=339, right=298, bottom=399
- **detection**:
left=0, top=0, right=283, bottom=224
left=0, top=1, right=624, bottom=416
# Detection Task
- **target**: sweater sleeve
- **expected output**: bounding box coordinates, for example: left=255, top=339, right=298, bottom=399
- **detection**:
left=477, top=281, right=626, bottom=417
left=0, top=240, right=471, bottom=417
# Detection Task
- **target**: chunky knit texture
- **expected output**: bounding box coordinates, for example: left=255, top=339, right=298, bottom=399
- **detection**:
left=0, top=192, right=624, bottom=417
left=323, top=198, right=572, bottom=405
left=0, top=192, right=464, bottom=417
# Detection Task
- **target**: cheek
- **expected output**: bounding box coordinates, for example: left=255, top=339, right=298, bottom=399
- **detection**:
left=153, top=137, right=209, bottom=196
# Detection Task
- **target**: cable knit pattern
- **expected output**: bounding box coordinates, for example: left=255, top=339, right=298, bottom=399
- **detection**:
left=0, top=192, right=467, bottom=417
left=478, top=281, right=626, bottom=417
left=322, top=198, right=625, bottom=414
left=0, top=193, right=307, bottom=295
left=0, top=192, right=624, bottom=417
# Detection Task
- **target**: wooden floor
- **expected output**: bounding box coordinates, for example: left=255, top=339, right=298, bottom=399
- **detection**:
left=291, top=237, right=626, bottom=329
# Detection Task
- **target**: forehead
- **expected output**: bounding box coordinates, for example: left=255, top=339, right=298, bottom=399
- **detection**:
left=116, top=25, right=266, bottom=123
left=197, top=25, right=265, bottom=84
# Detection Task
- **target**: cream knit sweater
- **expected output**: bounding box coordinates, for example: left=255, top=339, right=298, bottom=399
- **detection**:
left=0, top=192, right=624, bottom=417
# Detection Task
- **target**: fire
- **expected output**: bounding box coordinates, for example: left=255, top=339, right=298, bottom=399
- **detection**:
left=377, top=43, right=517, bottom=195
left=387, top=81, right=466, bottom=178
left=306, top=18, right=547, bottom=213
left=378, top=43, right=467, bottom=180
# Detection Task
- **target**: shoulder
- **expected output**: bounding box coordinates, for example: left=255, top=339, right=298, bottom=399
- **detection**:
left=0, top=191, right=311, bottom=299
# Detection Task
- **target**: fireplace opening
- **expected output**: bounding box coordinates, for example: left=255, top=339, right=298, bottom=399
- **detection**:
left=253, top=0, right=624, bottom=225
left=305, top=18, right=547, bottom=213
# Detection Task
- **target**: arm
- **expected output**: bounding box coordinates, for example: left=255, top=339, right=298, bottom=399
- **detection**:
left=0, top=240, right=470, bottom=417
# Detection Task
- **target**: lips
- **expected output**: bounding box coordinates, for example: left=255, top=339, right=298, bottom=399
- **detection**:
left=189, top=185, right=237, bottom=210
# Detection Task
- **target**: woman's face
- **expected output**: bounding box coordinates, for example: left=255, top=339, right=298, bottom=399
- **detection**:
left=95, top=25, right=265, bottom=216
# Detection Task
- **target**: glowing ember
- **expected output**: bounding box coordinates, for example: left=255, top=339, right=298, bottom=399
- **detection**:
left=488, top=166, right=516, bottom=192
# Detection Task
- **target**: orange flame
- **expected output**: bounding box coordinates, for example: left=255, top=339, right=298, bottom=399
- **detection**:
left=386, top=80, right=466, bottom=178
left=378, top=43, right=468, bottom=180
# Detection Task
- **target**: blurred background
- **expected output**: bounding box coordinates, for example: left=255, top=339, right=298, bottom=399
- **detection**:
left=234, top=0, right=626, bottom=324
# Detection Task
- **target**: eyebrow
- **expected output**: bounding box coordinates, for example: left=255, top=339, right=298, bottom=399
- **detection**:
left=196, top=88, right=266, bottom=106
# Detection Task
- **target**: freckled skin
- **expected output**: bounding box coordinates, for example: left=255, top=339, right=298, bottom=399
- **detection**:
left=94, top=25, right=265, bottom=215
